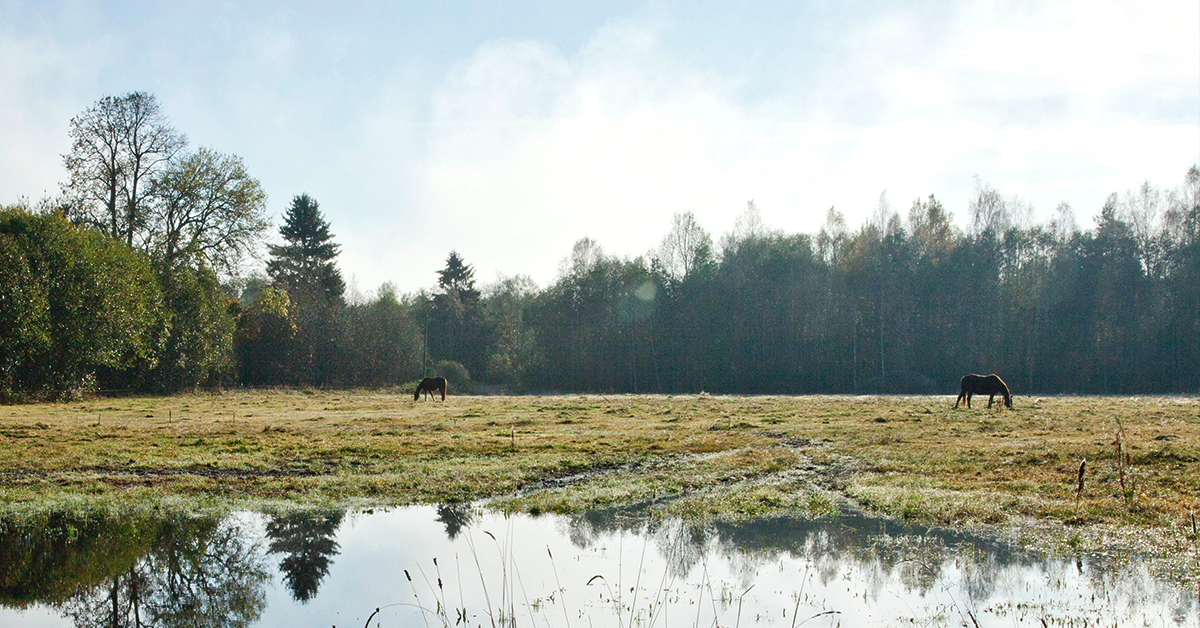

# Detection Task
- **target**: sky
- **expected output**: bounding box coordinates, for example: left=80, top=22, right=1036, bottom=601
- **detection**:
left=1, top=0, right=1198, bottom=295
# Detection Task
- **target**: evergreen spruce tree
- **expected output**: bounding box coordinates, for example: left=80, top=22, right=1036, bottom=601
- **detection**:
left=267, top=194, right=345, bottom=303
left=265, top=194, right=345, bottom=385
left=436, top=250, right=479, bottom=300
left=430, top=251, right=485, bottom=379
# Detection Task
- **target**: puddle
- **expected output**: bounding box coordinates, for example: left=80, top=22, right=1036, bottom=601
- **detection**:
left=0, top=506, right=1196, bottom=627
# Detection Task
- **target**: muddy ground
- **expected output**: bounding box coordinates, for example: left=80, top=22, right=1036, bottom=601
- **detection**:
left=1, top=390, right=1198, bottom=580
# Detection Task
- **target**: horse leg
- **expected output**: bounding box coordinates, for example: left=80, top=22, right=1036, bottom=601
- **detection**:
left=988, top=394, right=995, bottom=408
left=955, top=391, right=963, bottom=408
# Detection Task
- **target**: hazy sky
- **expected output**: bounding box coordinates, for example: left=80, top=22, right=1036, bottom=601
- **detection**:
left=2, top=0, right=1197, bottom=294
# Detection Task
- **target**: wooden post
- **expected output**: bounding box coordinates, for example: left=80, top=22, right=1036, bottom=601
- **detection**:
left=1075, top=459, right=1086, bottom=503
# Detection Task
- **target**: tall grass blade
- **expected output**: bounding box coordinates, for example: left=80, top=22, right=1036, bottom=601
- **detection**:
left=547, top=547, right=572, bottom=628
left=465, top=531, right=498, bottom=628
left=627, top=536, right=649, bottom=628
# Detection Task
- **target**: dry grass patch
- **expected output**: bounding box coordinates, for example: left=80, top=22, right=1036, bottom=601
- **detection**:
left=0, top=391, right=1197, bottom=537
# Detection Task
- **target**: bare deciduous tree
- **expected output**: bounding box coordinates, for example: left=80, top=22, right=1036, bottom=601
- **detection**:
left=817, top=206, right=847, bottom=264
left=1122, top=180, right=1162, bottom=246
left=1008, top=195, right=1035, bottom=231
left=1050, top=201, right=1077, bottom=242
left=1164, top=166, right=1200, bottom=245
left=872, top=190, right=900, bottom=238
left=63, top=92, right=186, bottom=246
left=721, top=200, right=777, bottom=255
left=969, top=177, right=1010, bottom=235
left=656, top=211, right=712, bottom=283
left=562, top=237, right=605, bottom=277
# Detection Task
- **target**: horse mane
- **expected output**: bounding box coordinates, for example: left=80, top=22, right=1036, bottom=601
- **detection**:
left=995, top=375, right=1011, bottom=400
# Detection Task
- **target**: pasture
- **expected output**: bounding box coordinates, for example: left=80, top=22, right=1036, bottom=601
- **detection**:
left=1, top=391, right=1198, bottom=554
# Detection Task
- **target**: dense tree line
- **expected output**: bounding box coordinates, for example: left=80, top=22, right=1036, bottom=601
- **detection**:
left=233, top=193, right=423, bottom=389
left=3, top=91, right=1197, bottom=398
left=464, top=173, right=1200, bottom=395
left=519, top=174, right=1200, bottom=395
left=317, top=168, right=1197, bottom=397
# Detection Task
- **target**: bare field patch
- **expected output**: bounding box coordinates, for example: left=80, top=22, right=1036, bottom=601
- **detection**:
left=1, top=391, right=1198, bottom=537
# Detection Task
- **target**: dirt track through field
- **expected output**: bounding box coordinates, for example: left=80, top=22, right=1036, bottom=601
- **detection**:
left=1, top=391, right=1197, bottom=538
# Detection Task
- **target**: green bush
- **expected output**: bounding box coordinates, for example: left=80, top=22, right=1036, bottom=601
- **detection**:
left=0, top=207, right=164, bottom=398
left=151, top=264, right=237, bottom=390
left=234, top=285, right=298, bottom=386
left=434, top=359, right=472, bottom=392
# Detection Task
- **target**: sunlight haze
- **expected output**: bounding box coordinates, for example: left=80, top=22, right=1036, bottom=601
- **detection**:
left=2, top=0, right=1197, bottom=293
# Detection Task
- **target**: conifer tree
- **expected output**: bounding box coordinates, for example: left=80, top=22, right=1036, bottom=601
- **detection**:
left=430, top=251, right=485, bottom=379
left=436, top=250, right=479, bottom=300
left=265, top=194, right=344, bottom=385
left=267, top=194, right=344, bottom=304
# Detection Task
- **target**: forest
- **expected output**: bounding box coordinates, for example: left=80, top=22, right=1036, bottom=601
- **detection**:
left=3, top=92, right=1198, bottom=399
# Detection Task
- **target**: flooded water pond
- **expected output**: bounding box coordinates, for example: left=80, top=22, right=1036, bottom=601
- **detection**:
left=0, top=505, right=1195, bottom=627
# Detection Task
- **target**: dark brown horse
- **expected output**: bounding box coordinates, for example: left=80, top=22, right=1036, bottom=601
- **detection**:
left=414, top=377, right=447, bottom=401
left=955, top=374, right=1011, bottom=408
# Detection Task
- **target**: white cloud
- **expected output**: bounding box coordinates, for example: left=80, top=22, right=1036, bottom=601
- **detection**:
left=389, top=1, right=1197, bottom=290
left=418, top=26, right=770, bottom=287
left=1, top=1, right=1195, bottom=294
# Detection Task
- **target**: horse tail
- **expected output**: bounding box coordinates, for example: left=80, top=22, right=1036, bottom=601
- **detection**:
left=955, top=375, right=968, bottom=407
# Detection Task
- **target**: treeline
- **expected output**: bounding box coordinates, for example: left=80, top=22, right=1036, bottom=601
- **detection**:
left=252, top=172, right=1200, bottom=395
left=3, top=92, right=1198, bottom=398
left=503, top=176, right=1200, bottom=395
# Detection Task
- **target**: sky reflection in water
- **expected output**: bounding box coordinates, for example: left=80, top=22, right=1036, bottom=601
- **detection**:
left=0, top=506, right=1196, bottom=627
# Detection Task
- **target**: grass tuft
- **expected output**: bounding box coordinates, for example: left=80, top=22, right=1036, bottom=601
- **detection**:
left=0, top=391, right=1196, bottom=557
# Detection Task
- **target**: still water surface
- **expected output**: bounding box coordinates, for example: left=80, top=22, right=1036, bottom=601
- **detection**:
left=0, top=505, right=1195, bottom=627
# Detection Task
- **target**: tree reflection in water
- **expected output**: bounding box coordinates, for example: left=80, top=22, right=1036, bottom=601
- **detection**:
left=264, top=510, right=344, bottom=603
left=3, top=506, right=1195, bottom=626
left=435, top=503, right=474, bottom=540
left=0, top=512, right=268, bottom=628
left=561, top=507, right=1029, bottom=592
left=555, top=507, right=1198, bottom=623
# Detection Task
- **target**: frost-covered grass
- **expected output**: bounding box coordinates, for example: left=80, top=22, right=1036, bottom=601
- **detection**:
left=1, top=390, right=1198, bottom=536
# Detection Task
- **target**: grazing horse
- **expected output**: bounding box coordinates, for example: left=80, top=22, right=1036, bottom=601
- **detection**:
left=955, top=374, right=1012, bottom=408
left=414, top=377, right=448, bottom=401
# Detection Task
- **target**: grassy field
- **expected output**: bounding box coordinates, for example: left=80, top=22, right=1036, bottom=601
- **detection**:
left=1, top=391, right=1198, bottom=542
